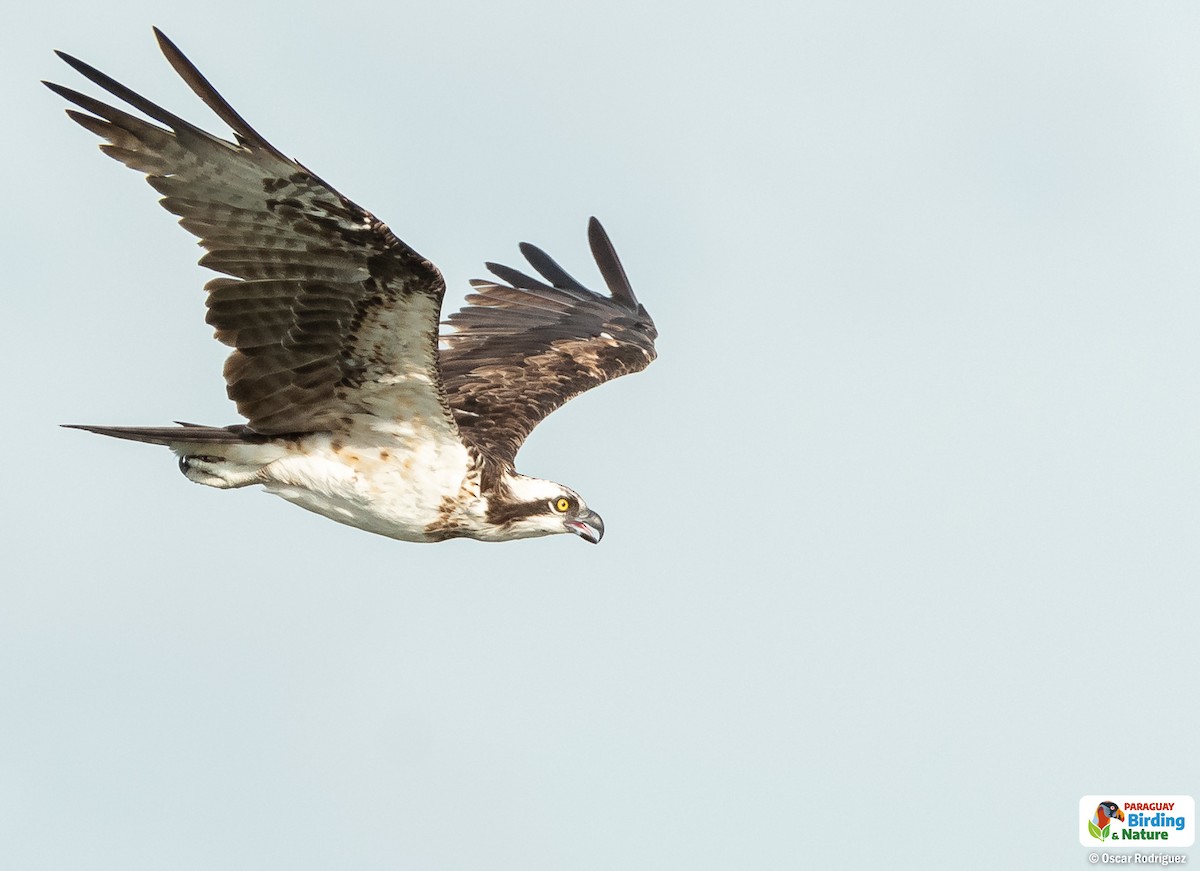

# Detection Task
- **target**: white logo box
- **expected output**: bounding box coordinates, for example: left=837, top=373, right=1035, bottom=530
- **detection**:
left=1079, top=795, right=1195, bottom=848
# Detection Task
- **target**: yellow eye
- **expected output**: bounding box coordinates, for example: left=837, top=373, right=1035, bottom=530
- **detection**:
left=553, top=497, right=572, bottom=513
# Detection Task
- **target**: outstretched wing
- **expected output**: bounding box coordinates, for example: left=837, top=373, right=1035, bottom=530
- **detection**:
left=46, top=29, right=456, bottom=438
left=439, top=218, right=657, bottom=468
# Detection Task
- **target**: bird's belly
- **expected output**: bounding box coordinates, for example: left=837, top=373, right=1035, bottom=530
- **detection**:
left=259, top=433, right=474, bottom=542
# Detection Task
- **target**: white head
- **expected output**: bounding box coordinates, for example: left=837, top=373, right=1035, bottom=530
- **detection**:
left=485, top=474, right=605, bottom=543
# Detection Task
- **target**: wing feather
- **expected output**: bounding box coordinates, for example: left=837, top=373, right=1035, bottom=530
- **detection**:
left=440, top=219, right=657, bottom=467
left=482, top=262, right=560, bottom=295
left=518, top=242, right=591, bottom=293
left=588, top=217, right=638, bottom=305
left=47, top=31, right=456, bottom=438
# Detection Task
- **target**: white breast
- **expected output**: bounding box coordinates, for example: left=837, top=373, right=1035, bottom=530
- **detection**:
left=259, top=419, right=476, bottom=542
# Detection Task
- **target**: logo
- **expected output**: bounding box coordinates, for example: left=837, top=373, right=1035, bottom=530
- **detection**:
left=1087, top=801, right=1124, bottom=841
left=1079, top=796, right=1195, bottom=848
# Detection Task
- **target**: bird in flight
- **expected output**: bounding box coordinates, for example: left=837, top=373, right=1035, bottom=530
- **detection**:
left=47, top=29, right=657, bottom=544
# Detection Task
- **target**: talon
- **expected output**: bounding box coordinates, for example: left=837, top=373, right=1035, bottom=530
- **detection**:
left=179, top=454, right=222, bottom=475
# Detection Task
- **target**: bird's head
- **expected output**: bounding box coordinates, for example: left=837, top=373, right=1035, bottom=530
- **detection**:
left=486, top=474, right=605, bottom=543
left=1096, top=802, right=1125, bottom=825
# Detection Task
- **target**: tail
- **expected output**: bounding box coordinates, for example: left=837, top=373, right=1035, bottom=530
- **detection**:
left=62, top=422, right=268, bottom=446
left=64, top=422, right=285, bottom=489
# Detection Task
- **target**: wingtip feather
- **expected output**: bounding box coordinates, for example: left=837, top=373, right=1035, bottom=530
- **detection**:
left=519, top=240, right=591, bottom=293
left=42, top=79, right=71, bottom=99
left=150, top=26, right=286, bottom=160
left=586, top=217, right=638, bottom=306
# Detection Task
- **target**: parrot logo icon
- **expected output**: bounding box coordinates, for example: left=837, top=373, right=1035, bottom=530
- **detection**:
left=1088, top=801, right=1126, bottom=841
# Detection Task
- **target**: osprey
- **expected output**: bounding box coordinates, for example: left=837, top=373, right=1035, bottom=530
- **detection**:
left=47, top=30, right=657, bottom=544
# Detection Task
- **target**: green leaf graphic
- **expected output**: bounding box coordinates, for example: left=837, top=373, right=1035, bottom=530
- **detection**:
left=1088, top=820, right=1110, bottom=841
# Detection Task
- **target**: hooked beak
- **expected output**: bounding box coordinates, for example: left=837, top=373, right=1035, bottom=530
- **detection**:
left=1113, top=809, right=1126, bottom=822
left=565, top=508, right=604, bottom=544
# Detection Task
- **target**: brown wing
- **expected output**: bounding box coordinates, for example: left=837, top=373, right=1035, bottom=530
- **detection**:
left=46, top=29, right=456, bottom=438
left=439, top=218, right=657, bottom=468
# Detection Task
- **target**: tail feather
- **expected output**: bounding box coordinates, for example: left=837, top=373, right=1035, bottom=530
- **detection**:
left=62, top=423, right=266, bottom=446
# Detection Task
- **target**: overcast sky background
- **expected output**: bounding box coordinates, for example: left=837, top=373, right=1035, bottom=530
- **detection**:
left=2, top=1, right=1197, bottom=868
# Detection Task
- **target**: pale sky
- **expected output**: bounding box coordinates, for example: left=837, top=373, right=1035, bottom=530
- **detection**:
left=2, top=1, right=1197, bottom=869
